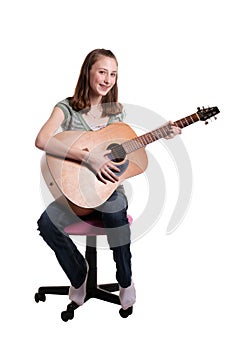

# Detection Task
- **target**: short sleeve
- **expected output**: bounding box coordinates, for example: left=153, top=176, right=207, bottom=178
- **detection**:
left=55, top=99, right=72, bottom=130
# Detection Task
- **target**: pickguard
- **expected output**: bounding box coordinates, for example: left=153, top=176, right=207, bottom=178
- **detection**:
left=112, top=160, right=129, bottom=176
left=107, top=146, right=129, bottom=177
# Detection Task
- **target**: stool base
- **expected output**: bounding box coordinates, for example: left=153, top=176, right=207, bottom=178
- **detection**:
left=35, top=236, right=133, bottom=321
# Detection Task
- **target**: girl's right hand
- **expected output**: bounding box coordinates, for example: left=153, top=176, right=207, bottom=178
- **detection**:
left=85, top=149, right=120, bottom=184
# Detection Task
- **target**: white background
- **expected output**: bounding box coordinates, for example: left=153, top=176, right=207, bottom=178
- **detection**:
left=1, top=0, right=232, bottom=349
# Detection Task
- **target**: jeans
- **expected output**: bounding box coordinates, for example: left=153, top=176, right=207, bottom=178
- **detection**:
left=37, top=191, right=132, bottom=289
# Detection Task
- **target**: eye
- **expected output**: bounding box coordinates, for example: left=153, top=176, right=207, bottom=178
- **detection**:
left=111, top=73, right=117, bottom=77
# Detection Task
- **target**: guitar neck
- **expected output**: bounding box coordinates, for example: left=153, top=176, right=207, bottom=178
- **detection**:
left=122, top=112, right=200, bottom=154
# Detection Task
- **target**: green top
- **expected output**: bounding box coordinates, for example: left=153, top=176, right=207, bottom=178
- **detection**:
left=55, top=98, right=125, bottom=131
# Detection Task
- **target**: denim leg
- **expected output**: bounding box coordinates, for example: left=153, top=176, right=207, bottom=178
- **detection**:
left=99, top=191, right=132, bottom=288
left=112, top=244, right=132, bottom=288
left=37, top=203, right=87, bottom=289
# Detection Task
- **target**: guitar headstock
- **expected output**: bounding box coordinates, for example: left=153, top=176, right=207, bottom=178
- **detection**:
left=197, top=106, right=220, bottom=124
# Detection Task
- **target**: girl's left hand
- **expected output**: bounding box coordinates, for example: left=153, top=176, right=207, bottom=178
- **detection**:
left=164, top=121, right=182, bottom=139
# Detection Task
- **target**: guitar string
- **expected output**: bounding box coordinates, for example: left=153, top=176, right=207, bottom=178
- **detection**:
left=110, top=113, right=200, bottom=159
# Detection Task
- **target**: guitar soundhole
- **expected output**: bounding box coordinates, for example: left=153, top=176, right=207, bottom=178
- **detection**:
left=107, top=143, right=126, bottom=163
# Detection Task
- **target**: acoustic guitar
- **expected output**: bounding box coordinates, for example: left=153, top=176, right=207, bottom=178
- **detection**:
left=42, top=106, right=219, bottom=216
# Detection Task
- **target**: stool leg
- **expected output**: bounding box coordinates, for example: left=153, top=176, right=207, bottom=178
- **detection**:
left=99, top=283, right=119, bottom=292
left=84, top=235, right=120, bottom=305
left=85, top=236, right=97, bottom=289
left=34, top=286, right=69, bottom=303
left=38, top=286, right=69, bottom=295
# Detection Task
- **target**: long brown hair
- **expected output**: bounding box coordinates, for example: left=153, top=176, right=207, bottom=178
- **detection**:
left=69, top=49, right=122, bottom=116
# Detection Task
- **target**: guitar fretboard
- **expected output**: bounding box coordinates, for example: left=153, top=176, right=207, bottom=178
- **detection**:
left=122, top=112, right=200, bottom=154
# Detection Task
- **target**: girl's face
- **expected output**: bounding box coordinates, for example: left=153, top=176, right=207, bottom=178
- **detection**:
left=89, top=56, right=118, bottom=100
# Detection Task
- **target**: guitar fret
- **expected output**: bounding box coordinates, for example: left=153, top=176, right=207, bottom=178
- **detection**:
left=152, top=130, right=158, bottom=139
left=164, top=126, right=171, bottom=137
left=142, top=134, right=148, bottom=144
left=139, top=135, right=146, bottom=147
left=181, top=119, right=186, bottom=127
left=129, top=139, right=141, bottom=151
left=154, top=128, right=164, bottom=139
left=134, top=140, right=140, bottom=149
left=160, top=126, right=169, bottom=138
left=190, top=115, right=195, bottom=123
left=195, top=112, right=200, bottom=121
left=178, top=119, right=184, bottom=128
left=147, top=133, right=154, bottom=143
left=123, top=131, right=158, bottom=154
left=124, top=141, right=134, bottom=153
left=174, top=113, right=200, bottom=129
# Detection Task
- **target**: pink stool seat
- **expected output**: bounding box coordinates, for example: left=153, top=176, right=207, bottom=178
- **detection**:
left=64, top=215, right=133, bottom=236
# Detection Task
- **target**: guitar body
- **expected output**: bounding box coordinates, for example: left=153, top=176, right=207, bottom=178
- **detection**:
left=41, top=106, right=220, bottom=214
left=45, top=123, right=148, bottom=210
left=41, top=154, right=94, bottom=216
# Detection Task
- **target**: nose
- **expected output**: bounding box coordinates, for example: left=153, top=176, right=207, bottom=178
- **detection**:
left=104, top=73, right=111, bottom=85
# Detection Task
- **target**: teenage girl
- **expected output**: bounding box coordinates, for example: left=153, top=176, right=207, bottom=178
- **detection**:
left=35, top=48, right=181, bottom=310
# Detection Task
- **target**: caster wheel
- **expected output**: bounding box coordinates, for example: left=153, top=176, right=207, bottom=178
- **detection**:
left=34, top=293, right=46, bottom=303
left=61, top=310, right=74, bottom=322
left=119, top=306, right=133, bottom=318
left=67, top=301, right=78, bottom=311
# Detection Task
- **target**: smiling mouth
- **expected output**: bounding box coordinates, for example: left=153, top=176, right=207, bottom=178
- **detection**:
left=99, top=84, right=110, bottom=90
